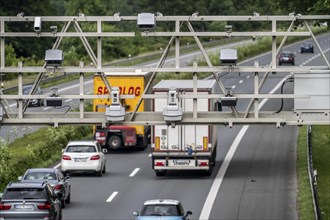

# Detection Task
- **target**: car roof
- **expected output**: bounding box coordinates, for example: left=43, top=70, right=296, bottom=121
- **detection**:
left=67, top=140, right=97, bottom=146
left=6, top=181, right=47, bottom=189
left=144, top=199, right=180, bottom=206
left=282, top=51, right=293, bottom=54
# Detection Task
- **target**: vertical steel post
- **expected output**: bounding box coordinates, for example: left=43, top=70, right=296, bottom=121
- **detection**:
left=193, top=72, right=197, bottom=119
left=97, top=20, right=102, bottom=69
left=18, top=72, right=23, bottom=119
left=175, top=19, right=180, bottom=69
left=254, top=72, right=259, bottom=118
left=79, top=72, right=84, bottom=119
left=271, top=19, right=277, bottom=69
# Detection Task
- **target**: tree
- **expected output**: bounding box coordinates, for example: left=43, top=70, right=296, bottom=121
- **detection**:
left=275, top=0, right=329, bottom=15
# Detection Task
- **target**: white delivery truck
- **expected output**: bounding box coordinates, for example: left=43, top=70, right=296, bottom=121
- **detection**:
left=151, top=80, right=219, bottom=176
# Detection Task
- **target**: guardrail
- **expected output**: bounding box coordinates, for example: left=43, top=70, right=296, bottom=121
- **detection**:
left=307, top=125, right=321, bottom=220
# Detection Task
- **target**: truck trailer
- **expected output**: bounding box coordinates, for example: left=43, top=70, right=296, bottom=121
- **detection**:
left=151, top=80, right=219, bottom=176
left=93, top=72, right=152, bottom=151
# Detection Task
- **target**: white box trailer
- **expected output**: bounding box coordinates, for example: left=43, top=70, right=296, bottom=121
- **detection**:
left=151, top=80, right=219, bottom=176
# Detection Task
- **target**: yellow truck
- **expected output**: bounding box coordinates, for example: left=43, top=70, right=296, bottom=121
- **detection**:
left=93, top=72, right=152, bottom=151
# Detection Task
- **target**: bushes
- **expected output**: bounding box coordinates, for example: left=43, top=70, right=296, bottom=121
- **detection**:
left=0, top=126, right=92, bottom=191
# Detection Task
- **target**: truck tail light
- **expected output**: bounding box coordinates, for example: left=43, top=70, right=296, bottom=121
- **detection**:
left=90, top=155, right=100, bottom=160
left=0, top=203, right=11, bottom=210
left=154, top=161, right=165, bottom=166
left=95, top=132, right=106, bottom=141
left=37, top=202, right=51, bottom=210
left=62, top=155, right=71, bottom=160
left=203, top=136, right=208, bottom=151
left=155, top=137, right=160, bottom=151
left=199, top=161, right=209, bottom=166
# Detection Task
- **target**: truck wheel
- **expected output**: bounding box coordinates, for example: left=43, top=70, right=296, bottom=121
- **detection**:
left=204, top=166, right=213, bottom=176
left=155, top=170, right=167, bottom=176
left=212, top=146, right=217, bottom=167
left=108, top=135, right=122, bottom=150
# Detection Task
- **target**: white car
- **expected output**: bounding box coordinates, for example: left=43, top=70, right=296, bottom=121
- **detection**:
left=61, top=140, right=106, bottom=176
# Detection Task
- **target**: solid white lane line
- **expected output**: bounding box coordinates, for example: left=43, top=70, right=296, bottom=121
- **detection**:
left=129, top=168, right=140, bottom=177
left=54, top=163, right=61, bottom=169
left=199, top=125, right=249, bottom=220
left=106, top=191, right=118, bottom=203
left=199, top=74, right=292, bottom=220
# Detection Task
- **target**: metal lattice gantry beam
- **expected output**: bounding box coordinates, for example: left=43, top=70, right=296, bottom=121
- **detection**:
left=0, top=14, right=329, bottom=126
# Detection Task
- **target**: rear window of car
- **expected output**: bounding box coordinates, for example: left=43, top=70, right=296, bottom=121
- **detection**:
left=3, top=188, right=46, bottom=200
left=24, top=172, right=57, bottom=181
left=282, top=52, right=292, bottom=56
left=141, top=205, right=180, bottom=216
left=66, top=145, right=97, bottom=153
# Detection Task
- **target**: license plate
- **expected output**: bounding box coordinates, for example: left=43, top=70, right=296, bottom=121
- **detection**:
left=168, top=159, right=195, bottom=167
left=15, top=204, right=33, bottom=209
left=75, top=158, right=87, bottom=162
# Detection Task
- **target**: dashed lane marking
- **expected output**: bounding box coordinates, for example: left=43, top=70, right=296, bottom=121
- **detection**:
left=106, top=191, right=118, bottom=203
left=129, top=168, right=140, bottom=177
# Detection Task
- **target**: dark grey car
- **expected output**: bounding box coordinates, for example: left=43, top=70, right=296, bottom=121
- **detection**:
left=22, top=85, right=44, bottom=107
left=19, top=168, right=71, bottom=208
left=0, top=181, right=62, bottom=220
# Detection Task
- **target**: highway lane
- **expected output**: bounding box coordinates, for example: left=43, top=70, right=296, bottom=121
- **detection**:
left=205, top=34, right=329, bottom=219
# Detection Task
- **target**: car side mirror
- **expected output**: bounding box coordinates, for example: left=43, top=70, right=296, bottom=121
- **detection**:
left=185, top=211, right=192, bottom=216
left=132, top=211, right=139, bottom=216
left=18, top=176, right=23, bottom=181
left=64, top=176, right=71, bottom=181
left=61, top=149, right=65, bottom=153
left=0, top=192, right=3, bottom=200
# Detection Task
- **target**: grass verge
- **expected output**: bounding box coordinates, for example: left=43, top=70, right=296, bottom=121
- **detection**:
left=297, top=125, right=330, bottom=220
left=311, top=125, right=330, bottom=220
left=297, top=125, right=315, bottom=220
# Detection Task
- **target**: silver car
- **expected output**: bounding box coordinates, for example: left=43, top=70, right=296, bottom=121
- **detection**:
left=0, top=181, right=62, bottom=220
left=19, top=168, right=71, bottom=208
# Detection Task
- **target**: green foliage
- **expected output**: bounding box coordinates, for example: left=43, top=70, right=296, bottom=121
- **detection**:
left=296, top=126, right=315, bottom=220
left=312, top=125, right=330, bottom=219
left=275, top=0, right=329, bottom=15
left=0, top=126, right=92, bottom=191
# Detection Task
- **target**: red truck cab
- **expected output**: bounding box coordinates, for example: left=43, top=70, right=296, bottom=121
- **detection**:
left=95, top=125, right=137, bottom=152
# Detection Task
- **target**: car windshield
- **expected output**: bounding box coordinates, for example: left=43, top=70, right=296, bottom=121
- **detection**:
left=3, top=188, right=45, bottom=200
left=66, top=145, right=96, bottom=153
left=141, top=205, right=180, bottom=216
left=303, top=43, right=311, bottom=47
left=24, top=172, right=57, bottom=181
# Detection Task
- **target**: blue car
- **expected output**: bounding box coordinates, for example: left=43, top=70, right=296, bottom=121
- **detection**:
left=133, top=199, right=192, bottom=220
left=300, top=42, right=314, bottom=53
